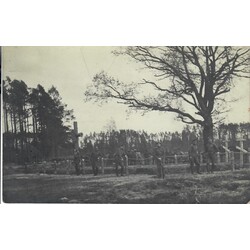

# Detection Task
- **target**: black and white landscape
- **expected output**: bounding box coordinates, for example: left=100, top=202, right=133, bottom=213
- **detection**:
left=2, top=46, right=250, bottom=203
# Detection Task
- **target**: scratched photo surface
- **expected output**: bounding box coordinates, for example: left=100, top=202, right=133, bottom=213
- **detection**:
left=2, top=46, right=250, bottom=204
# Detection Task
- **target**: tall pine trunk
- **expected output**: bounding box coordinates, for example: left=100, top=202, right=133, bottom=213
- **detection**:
left=19, top=112, right=24, bottom=164
left=4, top=105, right=9, bottom=133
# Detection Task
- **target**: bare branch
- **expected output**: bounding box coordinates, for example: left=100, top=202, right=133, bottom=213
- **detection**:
left=85, top=46, right=250, bottom=141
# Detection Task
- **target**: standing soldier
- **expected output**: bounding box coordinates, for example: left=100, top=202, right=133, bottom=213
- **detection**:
left=189, top=139, right=201, bottom=174
left=90, top=150, right=99, bottom=176
left=206, top=138, right=218, bottom=173
left=73, top=149, right=81, bottom=175
left=114, top=147, right=125, bottom=177
left=153, top=144, right=165, bottom=179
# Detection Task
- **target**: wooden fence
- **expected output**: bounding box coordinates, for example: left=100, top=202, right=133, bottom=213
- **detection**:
left=13, top=149, right=250, bottom=176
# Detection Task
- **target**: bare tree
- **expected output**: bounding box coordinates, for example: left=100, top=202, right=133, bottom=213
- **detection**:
left=103, top=117, right=117, bottom=132
left=84, top=46, right=250, bottom=150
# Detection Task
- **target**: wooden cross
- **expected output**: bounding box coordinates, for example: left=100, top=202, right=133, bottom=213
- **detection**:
left=236, top=134, right=246, bottom=168
left=236, top=134, right=246, bottom=149
left=224, top=134, right=230, bottom=163
left=72, top=121, right=83, bottom=150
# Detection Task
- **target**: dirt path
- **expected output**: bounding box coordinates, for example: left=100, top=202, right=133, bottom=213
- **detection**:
left=3, top=169, right=250, bottom=203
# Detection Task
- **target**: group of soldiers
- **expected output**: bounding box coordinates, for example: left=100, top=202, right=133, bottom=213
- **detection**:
left=73, top=149, right=101, bottom=176
left=73, top=138, right=218, bottom=178
left=189, top=138, right=218, bottom=174
left=153, top=138, right=218, bottom=179
left=73, top=146, right=126, bottom=177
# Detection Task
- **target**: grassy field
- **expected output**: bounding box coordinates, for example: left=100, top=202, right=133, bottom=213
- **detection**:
left=3, top=166, right=250, bottom=204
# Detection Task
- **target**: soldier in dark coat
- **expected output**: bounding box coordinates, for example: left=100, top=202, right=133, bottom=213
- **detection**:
left=73, top=149, right=81, bottom=175
left=153, top=144, right=165, bottom=179
left=189, top=139, right=201, bottom=174
left=206, top=138, right=218, bottom=173
left=90, top=151, right=99, bottom=176
left=114, top=147, right=125, bottom=177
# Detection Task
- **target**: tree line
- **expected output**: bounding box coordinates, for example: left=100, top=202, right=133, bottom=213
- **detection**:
left=3, top=77, right=250, bottom=164
left=3, top=77, right=75, bottom=164
left=81, top=123, right=250, bottom=158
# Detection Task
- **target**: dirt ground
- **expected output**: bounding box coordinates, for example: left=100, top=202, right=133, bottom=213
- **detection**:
left=3, top=168, right=250, bottom=204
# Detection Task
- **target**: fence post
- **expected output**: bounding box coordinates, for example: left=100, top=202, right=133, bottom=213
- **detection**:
left=81, top=159, right=85, bottom=175
left=239, top=139, right=244, bottom=168
left=240, top=152, right=243, bottom=169
left=67, top=160, right=70, bottom=175
left=225, top=140, right=229, bottom=163
left=225, top=152, right=229, bottom=163
left=174, top=154, right=178, bottom=165
left=163, top=149, right=166, bottom=165
left=231, top=151, right=235, bottom=171
left=216, top=152, right=220, bottom=164
left=101, top=157, right=105, bottom=175
left=248, top=148, right=250, bottom=167
left=125, top=155, right=129, bottom=175
left=150, top=156, right=153, bottom=165
left=42, top=161, right=46, bottom=174
left=54, top=161, right=57, bottom=174
left=200, top=153, right=203, bottom=164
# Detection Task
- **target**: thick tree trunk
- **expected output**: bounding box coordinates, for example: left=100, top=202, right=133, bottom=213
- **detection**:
left=203, top=116, right=213, bottom=152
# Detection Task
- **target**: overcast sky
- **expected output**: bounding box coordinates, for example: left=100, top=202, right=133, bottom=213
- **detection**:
left=2, top=46, right=250, bottom=135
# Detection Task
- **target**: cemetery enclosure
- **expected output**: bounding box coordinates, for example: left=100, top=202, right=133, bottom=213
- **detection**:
left=3, top=148, right=250, bottom=176
left=3, top=167, right=250, bottom=204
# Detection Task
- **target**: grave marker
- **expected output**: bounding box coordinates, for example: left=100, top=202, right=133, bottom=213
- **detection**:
left=72, top=121, right=83, bottom=150
left=236, top=135, right=246, bottom=168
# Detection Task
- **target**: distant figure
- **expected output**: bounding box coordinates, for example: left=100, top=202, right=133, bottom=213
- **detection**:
left=189, top=139, right=201, bottom=174
left=206, top=138, right=218, bottom=173
left=153, top=144, right=165, bottom=179
left=135, top=151, right=144, bottom=165
left=130, top=149, right=137, bottom=165
left=73, top=149, right=81, bottom=175
left=90, top=151, right=99, bottom=176
left=114, top=147, right=125, bottom=177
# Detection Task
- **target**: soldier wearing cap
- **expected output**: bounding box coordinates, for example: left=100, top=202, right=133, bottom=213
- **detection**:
left=189, top=139, right=201, bottom=174
left=90, top=150, right=99, bottom=176
left=73, top=149, right=81, bottom=175
left=153, top=144, right=165, bottom=179
left=206, top=138, right=218, bottom=173
left=114, top=146, right=125, bottom=177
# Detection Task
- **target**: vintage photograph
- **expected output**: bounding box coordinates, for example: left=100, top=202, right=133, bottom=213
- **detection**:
left=2, top=46, right=250, bottom=203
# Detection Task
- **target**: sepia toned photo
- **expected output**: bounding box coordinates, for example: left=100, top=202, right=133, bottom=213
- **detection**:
left=2, top=46, right=250, bottom=203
